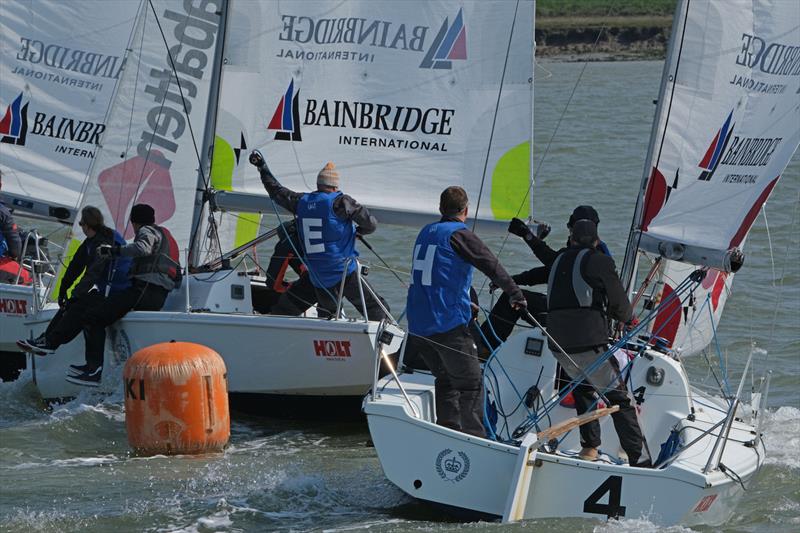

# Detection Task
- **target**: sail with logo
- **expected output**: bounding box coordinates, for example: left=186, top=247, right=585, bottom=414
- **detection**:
left=208, top=0, right=534, bottom=236
left=620, top=0, right=800, bottom=355
left=67, top=0, right=223, bottom=261
left=0, top=0, right=141, bottom=221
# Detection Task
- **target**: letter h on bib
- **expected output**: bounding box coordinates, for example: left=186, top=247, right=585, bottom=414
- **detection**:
left=411, top=244, right=436, bottom=286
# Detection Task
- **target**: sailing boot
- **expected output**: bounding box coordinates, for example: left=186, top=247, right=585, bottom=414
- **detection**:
left=579, top=447, right=599, bottom=461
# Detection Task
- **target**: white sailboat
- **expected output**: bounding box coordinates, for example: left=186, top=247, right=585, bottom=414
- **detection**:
left=22, top=0, right=533, bottom=408
left=364, top=0, right=798, bottom=525
left=0, top=0, right=142, bottom=377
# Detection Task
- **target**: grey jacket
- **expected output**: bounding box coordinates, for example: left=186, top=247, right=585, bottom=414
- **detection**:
left=120, top=225, right=176, bottom=291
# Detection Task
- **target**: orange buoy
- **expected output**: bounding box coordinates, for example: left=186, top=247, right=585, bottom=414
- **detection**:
left=123, top=341, right=229, bottom=455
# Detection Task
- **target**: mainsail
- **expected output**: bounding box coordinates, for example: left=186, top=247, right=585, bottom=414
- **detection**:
left=208, top=0, right=534, bottom=239
left=0, top=0, right=142, bottom=220
left=55, top=0, right=225, bottom=295
left=622, top=0, right=800, bottom=354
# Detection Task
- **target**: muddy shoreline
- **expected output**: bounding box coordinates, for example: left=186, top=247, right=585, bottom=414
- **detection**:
left=536, top=17, right=672, bottom=61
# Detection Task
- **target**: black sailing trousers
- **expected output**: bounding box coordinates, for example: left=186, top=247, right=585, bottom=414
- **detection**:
left=81, top=282, right=168, bottom=369
left=45, top=291, right=105, bottom=348
left=407, top=324, right=486, bottom=438
left=479, top=289, right=547, bottom=349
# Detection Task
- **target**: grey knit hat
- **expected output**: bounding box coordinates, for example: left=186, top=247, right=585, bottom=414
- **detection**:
left=317, top=162, right=340, bottom=188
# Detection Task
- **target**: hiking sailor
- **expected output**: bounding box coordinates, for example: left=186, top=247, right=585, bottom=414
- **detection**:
left=405, top=186, right=527, bottom=438
left=479, top=205, right=611, bottom=352
left=66, top=204, right=181, bottom=387
left=546, top=218, right=650, bottom=466
left=0, top=170, right=29, bottom=284
left=248, top=149, right=389, bottom=320
left=17, top=206, right=131, bottom=355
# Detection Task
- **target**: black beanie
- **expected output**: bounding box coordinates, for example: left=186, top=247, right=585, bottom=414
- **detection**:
left=572, top=219, right=598, bottom=246
left=568, top=205, right=600, bottom=228
left=129, top=204, right=155, bottom=225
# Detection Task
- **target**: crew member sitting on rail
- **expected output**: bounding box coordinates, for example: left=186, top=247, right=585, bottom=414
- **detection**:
left=249, top=149, right=388, bottom=320
left=406, top=186, right=526, bottom=438
left=66, top=204, right=181, bottom=387
left=0, top=170, right=31, bottom=285
left=17, top=206, right=131, bottom=356
left=547, top=219, right=650, bottom=466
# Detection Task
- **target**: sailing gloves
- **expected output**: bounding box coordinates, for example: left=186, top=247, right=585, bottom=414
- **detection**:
left=249, top=149, right=266, bottom=168
left=508, top=217, right=551, bottom=241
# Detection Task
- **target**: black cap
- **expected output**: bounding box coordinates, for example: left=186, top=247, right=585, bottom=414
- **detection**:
left=568, top=205, right=600, bottom=228
left=571, top=219, right=598, bottom=246
left=129, top=204, right=155, bottom=225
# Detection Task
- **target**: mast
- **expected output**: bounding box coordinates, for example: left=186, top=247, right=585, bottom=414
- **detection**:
left=529, top=0, right=536, bottom=218
left=187, top=0, right=230, bottom=267
left=619, top=0, right=689, bottom=294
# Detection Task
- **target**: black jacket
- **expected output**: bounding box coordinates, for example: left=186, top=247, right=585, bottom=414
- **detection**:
left=256, top=165, right=377, bottom=235
left=546, top=245, right=632, bottom=352
left=60, top=230, right=117, bottom=299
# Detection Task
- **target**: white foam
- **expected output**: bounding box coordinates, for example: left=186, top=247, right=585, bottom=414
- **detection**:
left=594, top=517, right=697, bottom=533
left=761, top=405, right=800, bottom=469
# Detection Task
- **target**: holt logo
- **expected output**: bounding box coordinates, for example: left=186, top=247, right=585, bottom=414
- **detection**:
left=419, top=8, right=467, bottom=69
left=698, top=110, right=734, bottom=181
left=268, top=78, right=302, bottom=141
left=313, top=339, right=352, bottom=358
left=0, top=93, right=29, bottom=146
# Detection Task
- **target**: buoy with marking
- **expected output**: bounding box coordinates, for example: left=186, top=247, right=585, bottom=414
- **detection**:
left=123, top=341, right=229, bottom=455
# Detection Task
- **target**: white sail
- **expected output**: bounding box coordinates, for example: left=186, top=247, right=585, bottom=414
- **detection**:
left=0, top=0, right=142, bottom=217
left=626, top=0, right=800, bottom=354
left=210, top=0, right=534, bottom=237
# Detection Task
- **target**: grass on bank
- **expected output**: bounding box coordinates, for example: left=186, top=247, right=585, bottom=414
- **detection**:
left=537, top=0, right=677, bottom=18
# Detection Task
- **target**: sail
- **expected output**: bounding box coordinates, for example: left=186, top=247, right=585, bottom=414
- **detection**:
left=210, top=0, right=534, bottom=237
left=0, top=0, right=142, bottom=218
left=627, top=0, right=800, bottom=354
left=55, top=0, right=225, bottom=294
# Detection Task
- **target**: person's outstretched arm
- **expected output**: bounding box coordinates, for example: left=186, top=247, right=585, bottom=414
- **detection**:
left=249, top=150, right=303, bottom=214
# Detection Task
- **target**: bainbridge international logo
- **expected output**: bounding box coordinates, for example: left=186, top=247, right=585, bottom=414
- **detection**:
left=0, top=93, right=29, bottom=146
left=267, top=79, right=302, bottom=141
left=419, top=8, right=467, bottom=69
left=697, top=110, right=734, bottom=181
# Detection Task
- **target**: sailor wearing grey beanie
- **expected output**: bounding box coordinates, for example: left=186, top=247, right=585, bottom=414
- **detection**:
left=249, top=150, right=390, bottom=320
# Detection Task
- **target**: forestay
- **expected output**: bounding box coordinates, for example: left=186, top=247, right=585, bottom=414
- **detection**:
left=213, top=0, right=534, bottom=235
left=0, top=0, right=141, bottom=215
left=625, top=0, right=800, bottom=354
left=65, top=0, right=224, bottom=258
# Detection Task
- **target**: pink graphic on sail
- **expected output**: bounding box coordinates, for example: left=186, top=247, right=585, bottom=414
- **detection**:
left=641, top=167, right=668, bottom=232
left=97, top=153, right=176, bottom=239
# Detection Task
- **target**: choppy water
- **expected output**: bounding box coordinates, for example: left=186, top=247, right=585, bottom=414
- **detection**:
left=1, top=61, right=798, bottom=532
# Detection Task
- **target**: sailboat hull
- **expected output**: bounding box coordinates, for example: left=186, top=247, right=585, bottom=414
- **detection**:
left=29, top=311, right=401, bottom=408
left=364, top=331, right=765, bottom=526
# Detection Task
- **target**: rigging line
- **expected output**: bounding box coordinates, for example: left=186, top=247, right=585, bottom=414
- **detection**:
left=622, top=0, right=691, bottom=282
left=767, top=189, right=800, bottom=348
left=471, top=0, right=520, bottom=232
left=476, top=8, right=615, bottom=296
left=761, top=204, right=776, bottom=287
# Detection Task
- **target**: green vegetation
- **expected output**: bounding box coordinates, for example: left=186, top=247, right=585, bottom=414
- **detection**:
left=537, top=0, right=677, bottom=18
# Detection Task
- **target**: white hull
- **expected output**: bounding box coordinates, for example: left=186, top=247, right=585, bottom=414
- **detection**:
left=0, top=283, right=51, bottom=352
left=17, top=271, right=402, bottom=403
left=364, top=331, right=765, bottom=526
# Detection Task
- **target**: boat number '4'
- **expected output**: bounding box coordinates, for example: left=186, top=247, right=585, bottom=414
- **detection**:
left=583, top=475, right=626, bottom=519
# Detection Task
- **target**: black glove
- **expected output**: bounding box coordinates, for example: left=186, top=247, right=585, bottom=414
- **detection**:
left=249, top=149, right=265, bottom=168
left=489, top=281, right=499, bottom=293
left=508, top=217, right=533, bottom=239
left=57, top=292, right=68, bottom=308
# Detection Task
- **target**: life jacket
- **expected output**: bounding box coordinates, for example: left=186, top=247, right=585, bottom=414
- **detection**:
left=0, top=257, right=32, bottom=285
left=84, top=230, right=132, bottom=294
left=296, top=191, right=357, bottom=288
left=547, top=247, right=606, bottom=314
left=129, top=225, right=182, bottom=285
left=0, top=232, right=7, bottom=257
left=406, top=221, right=473, bottom=336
